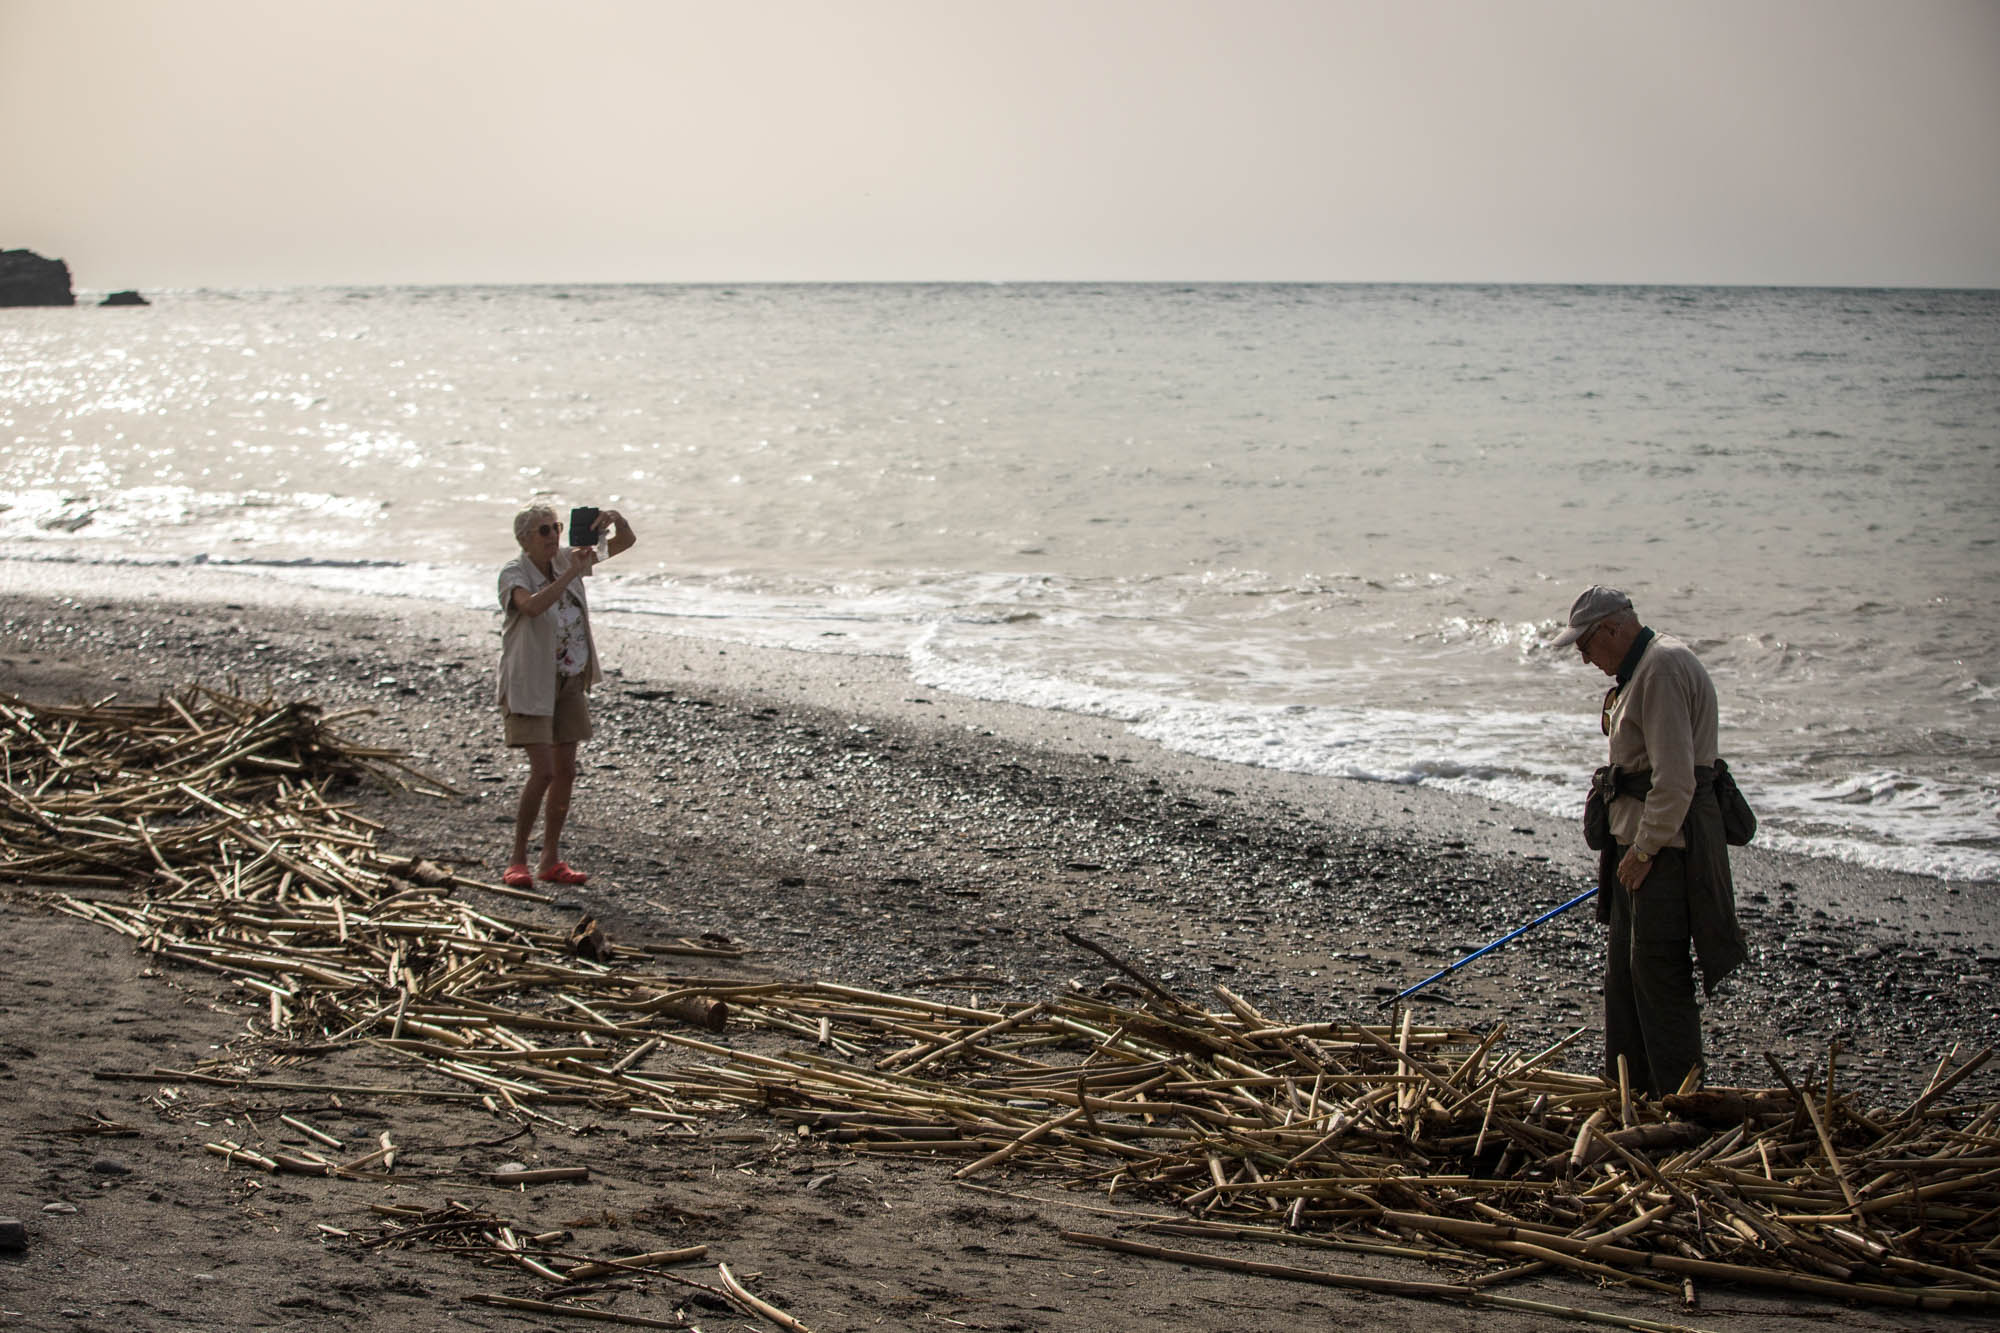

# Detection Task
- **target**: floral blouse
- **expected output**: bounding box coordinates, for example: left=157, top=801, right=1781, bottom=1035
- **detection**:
left=554, top=587, right=589, bottom=677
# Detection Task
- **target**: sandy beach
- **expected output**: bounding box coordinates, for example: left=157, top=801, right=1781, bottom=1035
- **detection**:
left=2, top=560, right=1995, bottom=1331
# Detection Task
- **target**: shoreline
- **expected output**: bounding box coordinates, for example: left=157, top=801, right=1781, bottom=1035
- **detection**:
left=2, top=560, right=1994, bottom=1097
left=7, top=548, right=1992, bottom=880
left=0, top=548, right=1984, bottom=880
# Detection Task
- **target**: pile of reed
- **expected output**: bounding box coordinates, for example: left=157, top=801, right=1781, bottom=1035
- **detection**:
left=351, top=1201, right=815, bottom=1331
left=703, top=978, right=2000, bottom=1314
left=8, top=689, right=2000, bottom=1318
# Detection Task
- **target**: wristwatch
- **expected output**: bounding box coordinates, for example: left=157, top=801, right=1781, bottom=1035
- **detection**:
left=1633, top=849, right=1652, bottom=863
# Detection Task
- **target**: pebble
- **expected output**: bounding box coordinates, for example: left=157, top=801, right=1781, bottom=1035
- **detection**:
left=89, top=1157, right=131, bottom=1175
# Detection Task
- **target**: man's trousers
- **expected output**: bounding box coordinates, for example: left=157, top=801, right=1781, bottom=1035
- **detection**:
left=1604, top=845, right=1703, bottom=1096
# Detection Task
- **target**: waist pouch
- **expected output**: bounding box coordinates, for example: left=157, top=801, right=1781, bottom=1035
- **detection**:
left=1585, top=761, right=1757, bottom=849
left=1583, top=770, right=1615, bottom=851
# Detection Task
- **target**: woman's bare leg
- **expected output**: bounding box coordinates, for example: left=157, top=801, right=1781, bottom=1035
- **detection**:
left=538, top=741, right=580, bottom=872
left=511, top=742, right=555, bottom=865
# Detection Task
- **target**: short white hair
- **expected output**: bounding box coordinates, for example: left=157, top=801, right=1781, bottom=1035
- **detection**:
left=513, top=503, right=559, bottom=546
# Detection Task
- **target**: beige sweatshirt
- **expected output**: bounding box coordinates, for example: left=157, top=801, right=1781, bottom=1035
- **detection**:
left=1605, top=631, right=1719, bottom=855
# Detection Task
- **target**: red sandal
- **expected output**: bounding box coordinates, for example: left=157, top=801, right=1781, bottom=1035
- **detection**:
left=537, top=861, right=589, bottom=886
left=502, top=863, right=533, bottom=888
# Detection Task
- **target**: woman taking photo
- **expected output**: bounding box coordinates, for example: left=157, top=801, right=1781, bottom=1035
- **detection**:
left=496, top=503, right=635, bottom=887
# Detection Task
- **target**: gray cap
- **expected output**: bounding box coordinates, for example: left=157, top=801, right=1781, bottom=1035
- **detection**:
left=1552, top=585, right=1633, bottom=647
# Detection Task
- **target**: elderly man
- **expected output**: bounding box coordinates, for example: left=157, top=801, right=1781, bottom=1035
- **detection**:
left=1554, top=586, right=1747, bottom=1097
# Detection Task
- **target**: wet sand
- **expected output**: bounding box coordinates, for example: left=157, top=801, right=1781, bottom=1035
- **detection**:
left=1, top=560, right=1994, bottom=1331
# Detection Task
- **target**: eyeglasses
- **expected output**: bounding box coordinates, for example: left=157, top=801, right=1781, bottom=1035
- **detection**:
left=534, top=523, right=561, bottom=537
left=1574, top=622, right=1604, bottom=657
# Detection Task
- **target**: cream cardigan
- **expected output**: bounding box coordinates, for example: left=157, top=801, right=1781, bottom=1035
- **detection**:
left=496, top=549, right=601, bottom=716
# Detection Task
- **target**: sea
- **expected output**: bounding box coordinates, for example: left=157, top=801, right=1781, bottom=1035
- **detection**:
left=3, top=283, right=1997, bottom=881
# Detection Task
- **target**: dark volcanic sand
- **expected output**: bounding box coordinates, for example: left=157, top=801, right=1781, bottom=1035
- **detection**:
left=1, top=565, right=1995, bottom=1332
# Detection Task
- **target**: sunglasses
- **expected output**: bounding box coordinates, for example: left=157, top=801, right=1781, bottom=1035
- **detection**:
left=534, top=523, right=561, bottom=537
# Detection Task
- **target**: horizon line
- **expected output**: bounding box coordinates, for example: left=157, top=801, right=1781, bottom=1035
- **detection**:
left=38, top=276, right=2000, bottom=296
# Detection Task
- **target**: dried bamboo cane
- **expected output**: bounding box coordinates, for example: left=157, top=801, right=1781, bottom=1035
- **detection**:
left=718, top=1263, right=818, bottom=1333
left=1063, top=1232, right=1717, bottom=1333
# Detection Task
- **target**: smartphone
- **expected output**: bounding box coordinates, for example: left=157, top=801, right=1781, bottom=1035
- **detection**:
left=567, top=506, right=601, bottom=548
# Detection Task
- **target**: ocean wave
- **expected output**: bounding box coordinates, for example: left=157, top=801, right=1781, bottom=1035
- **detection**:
left=908, top=626, right=2000, bottom=882
left=0, top=486, right=385, bottom=555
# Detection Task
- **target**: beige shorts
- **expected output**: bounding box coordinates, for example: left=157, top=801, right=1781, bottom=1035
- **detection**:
left=504, top=672, right=593, bottom=747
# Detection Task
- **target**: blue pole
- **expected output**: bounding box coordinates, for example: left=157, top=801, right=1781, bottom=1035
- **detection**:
left=1380, top=886, right=1600, bottom=1009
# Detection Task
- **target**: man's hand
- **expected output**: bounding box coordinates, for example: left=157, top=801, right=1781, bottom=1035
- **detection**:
left=1617, top=847, right=1655, bottom=893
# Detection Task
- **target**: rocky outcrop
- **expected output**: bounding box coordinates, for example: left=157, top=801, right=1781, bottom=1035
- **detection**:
left=99, top=290, right=149, bottom=307
left=0, top=250, right=75, bottom=306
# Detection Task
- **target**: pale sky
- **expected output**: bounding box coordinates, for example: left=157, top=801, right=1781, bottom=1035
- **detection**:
left=3, top=0, right=1997, bottom=288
